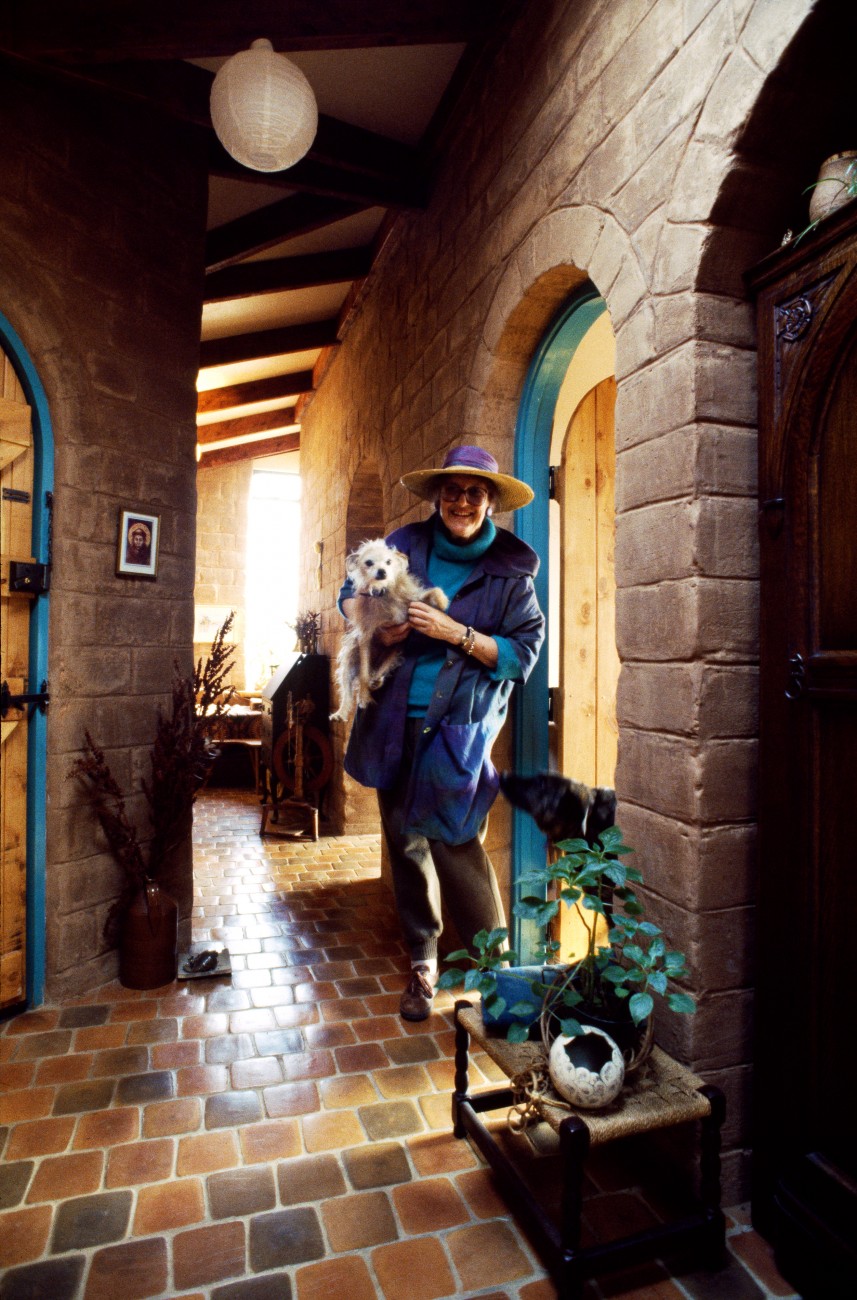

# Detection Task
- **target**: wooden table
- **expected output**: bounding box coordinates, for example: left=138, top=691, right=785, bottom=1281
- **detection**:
left=202, top=704, right=263, bottom=793
left=452, top=1001, right=725, bottom=1298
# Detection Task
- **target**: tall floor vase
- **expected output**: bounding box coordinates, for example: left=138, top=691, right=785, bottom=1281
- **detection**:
left=119, top=880, right=178, bottom=989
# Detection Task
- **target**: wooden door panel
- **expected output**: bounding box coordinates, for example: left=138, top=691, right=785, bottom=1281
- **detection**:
left=594, top=378, right=618, bottom=785
left=749, top=200, right=857, bottom=1259
left=0, top=350, right=33, bottom=1010
left=817, top=332, right=857, bottom=647
left=554, top=376, right=617, bottom=961
left=814, top=703, right=857, bottom=1135
left=556, top=377, right=618, bottom=787
left=557, top=387, right=597, bottom=781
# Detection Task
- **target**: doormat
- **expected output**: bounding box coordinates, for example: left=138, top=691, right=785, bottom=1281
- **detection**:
left=177, top=946, right=232, bottom=980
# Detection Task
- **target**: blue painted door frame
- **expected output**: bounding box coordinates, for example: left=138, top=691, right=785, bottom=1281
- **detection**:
left=1, top=312, right=53, bottom=1006
left=511, top=284, right=606, bottom=960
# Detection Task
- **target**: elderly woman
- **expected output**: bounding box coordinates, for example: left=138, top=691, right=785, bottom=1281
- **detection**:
left=339, top=445, right=545, bottom=1021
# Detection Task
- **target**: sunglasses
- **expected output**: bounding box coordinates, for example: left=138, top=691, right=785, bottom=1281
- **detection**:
left=439, top=482, right=490, bottom=506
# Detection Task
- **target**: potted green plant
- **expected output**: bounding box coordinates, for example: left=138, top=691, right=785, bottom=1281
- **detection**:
left=439, top=823, right=695, bottom=1063
left=72, top=614, right=236, bottom=988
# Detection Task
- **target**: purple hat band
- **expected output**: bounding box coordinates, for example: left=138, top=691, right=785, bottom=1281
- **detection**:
left=440, top=446, right=499, bottom=475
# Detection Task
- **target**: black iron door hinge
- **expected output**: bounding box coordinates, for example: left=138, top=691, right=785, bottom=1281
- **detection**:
left=0, top=680, right=50, bottom=717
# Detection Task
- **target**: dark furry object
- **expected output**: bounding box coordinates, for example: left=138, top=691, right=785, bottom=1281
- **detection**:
left=499, top=771, right=617, bottom=845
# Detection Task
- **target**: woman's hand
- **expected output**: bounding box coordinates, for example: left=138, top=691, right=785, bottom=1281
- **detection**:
left=377, top=621, right=411, bottom=647
left=408, top=601, right=463, bottom=644
left=409, top=601, right=500, bottom=669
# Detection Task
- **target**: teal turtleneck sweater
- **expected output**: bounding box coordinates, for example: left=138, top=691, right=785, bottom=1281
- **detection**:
left=407, top=516, right=514, bottom=715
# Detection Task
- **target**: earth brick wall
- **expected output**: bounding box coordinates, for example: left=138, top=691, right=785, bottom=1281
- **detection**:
left=0, top=70, right=207, bottom=1000
left=300, top=0, right=815, bottom=1199
left=194, top=460, right=251, bottom=689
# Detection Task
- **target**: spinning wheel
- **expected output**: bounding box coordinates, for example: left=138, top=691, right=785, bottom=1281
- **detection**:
left=261, top=693, right=333, bottom=841
left=273, top=724, right=333, bottom=794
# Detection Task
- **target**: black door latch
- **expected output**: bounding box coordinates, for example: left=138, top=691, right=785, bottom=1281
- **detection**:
left=9, top=561, right=51, bottom=595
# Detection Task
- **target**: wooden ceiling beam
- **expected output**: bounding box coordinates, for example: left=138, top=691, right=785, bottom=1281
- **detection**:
left=198, top=431, right=301, bottom=470
left=199, top=319, right=339, bottom=369
left=197, top=372, right=314, bottom=414
left=4, top=2, right=495, bottom=63
left=310, top=115, right=419, bottom=179
left=0, top=53, right=427, bottom=197
left=208, top=143, right=425, bottom=210
left=205, top=195, right=366, bottom=272
left=203, top=248, right=374, bottom=304
left=197, top=407, right=298, bottom=445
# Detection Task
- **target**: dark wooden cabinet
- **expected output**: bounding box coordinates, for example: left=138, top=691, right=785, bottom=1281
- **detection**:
left=748, top=201, right=857, bottom=1296
left=259, top=652, right=330, bottom=764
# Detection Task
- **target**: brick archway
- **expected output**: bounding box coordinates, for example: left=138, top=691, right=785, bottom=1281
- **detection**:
left=465, top=205, right=642, bottom=451
left=344, top=458, right=384, bottom=557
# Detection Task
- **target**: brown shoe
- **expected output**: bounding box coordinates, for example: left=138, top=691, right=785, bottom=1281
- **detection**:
left=399, top=966, right=435, bottom=1022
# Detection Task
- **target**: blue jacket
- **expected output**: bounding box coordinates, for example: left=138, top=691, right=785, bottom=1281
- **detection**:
left=341, top=517, right=545, bottom=844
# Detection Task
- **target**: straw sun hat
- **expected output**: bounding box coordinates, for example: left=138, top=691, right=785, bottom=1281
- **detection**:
left=400, top=445, right=534, bottom=512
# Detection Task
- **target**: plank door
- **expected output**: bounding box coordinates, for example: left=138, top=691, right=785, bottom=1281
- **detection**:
left=553, top=376, right=619, bottom=788
left=552, top=376, right=619, bottom=958
left=751, top=204, right=857, bottom=1265
left=0, top=347, right=34, bottom=1010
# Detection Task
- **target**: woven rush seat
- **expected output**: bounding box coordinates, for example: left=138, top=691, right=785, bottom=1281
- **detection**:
left=457, top=1002, right=711, bottom=1144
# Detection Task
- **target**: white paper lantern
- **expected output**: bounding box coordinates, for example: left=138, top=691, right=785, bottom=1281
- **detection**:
left=548, top=1027, right=625, bottom=1109
left=210, top=38, right=318, bottom=173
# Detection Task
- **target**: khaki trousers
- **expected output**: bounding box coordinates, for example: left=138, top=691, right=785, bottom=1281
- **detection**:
left=376, top=718, right=506, bottom=963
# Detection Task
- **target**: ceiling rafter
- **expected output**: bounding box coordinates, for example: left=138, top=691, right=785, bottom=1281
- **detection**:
left=196, top=407, right=298, bottom=445
left=208, top=141, right=426, bottom=210
left=197, top=373, right=315, bottom=415
left=4, top=1, right=499, bottom=63
left=198, top=431, right=301, bottom=470
left=205, top=195, right=368, bottom=273
left=199, top=320, right=340, bottom=370
left=0, top=52, right=429, bottom=206
left=204, top=248, right=374, bottom=305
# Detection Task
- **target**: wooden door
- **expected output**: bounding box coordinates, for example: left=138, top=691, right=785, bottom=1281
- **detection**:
left=554, top=377, right=619, bottom=787
left=0, top=346, right=34, bottom=1010
left=552, top=376, right=619, bottom=958
left=750, top=201, right=857, bottom=1283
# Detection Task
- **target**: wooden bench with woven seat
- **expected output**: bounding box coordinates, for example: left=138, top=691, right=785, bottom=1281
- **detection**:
left=452, top=1000, right=726, bottom=1299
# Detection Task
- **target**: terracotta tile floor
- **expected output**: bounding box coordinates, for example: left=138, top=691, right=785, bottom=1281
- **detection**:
left=0, top=790, right=799, bottom=1300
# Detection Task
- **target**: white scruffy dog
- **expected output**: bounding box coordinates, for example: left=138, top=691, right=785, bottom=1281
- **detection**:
left=331, top=539, right=449, bottom=721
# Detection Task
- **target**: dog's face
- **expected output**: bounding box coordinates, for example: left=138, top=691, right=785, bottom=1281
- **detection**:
left=499, top=771, right=616, bottom=846
left=346, top=540, right=408, bottom=595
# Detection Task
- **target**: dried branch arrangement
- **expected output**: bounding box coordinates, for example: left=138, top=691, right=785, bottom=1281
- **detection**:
left=290, top=609, right=321, bottom=655
left=72, top=613, right=236, bottom=941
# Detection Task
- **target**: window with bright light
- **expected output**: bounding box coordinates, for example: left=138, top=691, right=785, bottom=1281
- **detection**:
left=245, top=469, right=302, bottom=691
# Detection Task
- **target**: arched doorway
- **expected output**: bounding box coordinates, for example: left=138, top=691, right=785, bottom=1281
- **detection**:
left=550, top=315, right=618, bottom=787
left=0, top=312, right=53, bottom=1009
left=512, top=285, right=617, bottom=959
left=330, top=457, right=385, bottom=834
left=344, top=457, right=384, bottom=556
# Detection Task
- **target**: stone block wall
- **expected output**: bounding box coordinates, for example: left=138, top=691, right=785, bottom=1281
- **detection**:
left=194, top=460, right=251, bottom=689
left=299, top=0, right=816, bottom=1199
left=0, top=68, right=207, bottom=999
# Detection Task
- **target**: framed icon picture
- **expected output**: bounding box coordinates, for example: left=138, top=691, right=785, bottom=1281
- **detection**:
left=117, top=509, right=160, bottom=578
